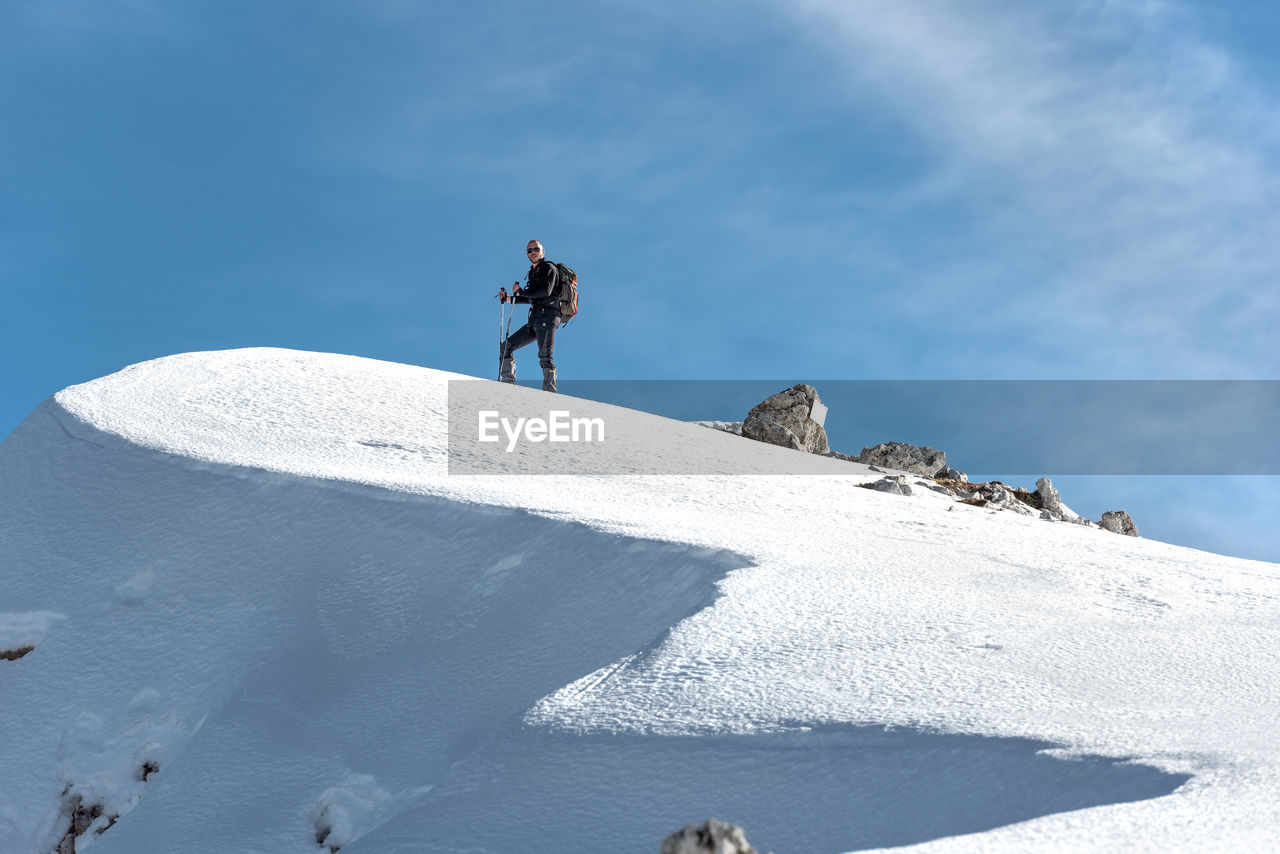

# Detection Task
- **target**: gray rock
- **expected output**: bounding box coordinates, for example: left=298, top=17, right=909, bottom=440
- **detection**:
left=1099, top=510, right=1139, bottom=536
left=940, top=467, right=968, bottom=483
left=1035, top=477, right=1080, bottom=521
left=871, top=475, right=914, bottom=496
left=742, top=384, right=830, bottom=455
left=918, top=480, right=958, bottom=497
left=857, top=442, right=947, bottom=477
left=694, top=420, right=744, bottom=436
left=986, top=484, right=1035, bottom=516
left=661, top=819, right=766, bottom=854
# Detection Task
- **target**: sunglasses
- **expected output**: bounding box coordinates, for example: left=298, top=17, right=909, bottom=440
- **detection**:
left=526, top=247, right=542, bottom=254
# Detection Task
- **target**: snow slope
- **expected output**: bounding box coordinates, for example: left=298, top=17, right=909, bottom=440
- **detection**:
left=2, top=348, right=1278, bottom=853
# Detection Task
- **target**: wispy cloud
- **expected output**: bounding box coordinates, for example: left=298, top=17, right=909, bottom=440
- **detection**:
left=786, top=0, right=1280, bottom=376
left=208, top=0, right=1277, bottom=379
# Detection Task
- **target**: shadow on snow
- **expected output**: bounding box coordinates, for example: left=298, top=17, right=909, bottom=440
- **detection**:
left=358, top=723, right=1191, bottom=854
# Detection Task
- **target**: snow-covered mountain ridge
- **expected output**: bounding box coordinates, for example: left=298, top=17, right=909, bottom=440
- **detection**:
left=2, top=348, right=1278, bottom=853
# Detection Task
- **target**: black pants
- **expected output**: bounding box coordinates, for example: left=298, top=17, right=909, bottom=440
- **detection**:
left=499, top=307, right=559, bottom=392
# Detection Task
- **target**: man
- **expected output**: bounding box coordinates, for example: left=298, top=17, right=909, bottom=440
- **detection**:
left=499, top=240, right=561, bottom=392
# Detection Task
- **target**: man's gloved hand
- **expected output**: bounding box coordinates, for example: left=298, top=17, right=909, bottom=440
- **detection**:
left=497, top=287, right=509, bottom=303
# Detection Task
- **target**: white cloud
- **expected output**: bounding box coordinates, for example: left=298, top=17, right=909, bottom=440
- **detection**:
left=785, top=0, right=1280, bottom=376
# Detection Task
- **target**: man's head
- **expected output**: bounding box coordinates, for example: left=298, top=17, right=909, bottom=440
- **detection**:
left=526, top=240, right=544, bottom=263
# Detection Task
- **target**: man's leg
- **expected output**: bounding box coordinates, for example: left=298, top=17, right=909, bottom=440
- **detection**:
left=535, top=314, right=559, bottom=392
left=499, top=322, right=536, bottom=384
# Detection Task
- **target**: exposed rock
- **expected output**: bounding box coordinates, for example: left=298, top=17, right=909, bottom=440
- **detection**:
left=918, top=480, right=958, bottom=497
left=1036, top=477, right=1065, bottom=517
left=856, top=442, right=947, bottom=477
left=56, top=790, right=119, bottom=854
left=720, top=393, right=1117, bottom=536
left=870, top=475, right=914, bottom=496
left=694, top=420, right=744, bottom=436
left=1035, top=477, right=1081, bottom=522
left=1, top=645, right=34, bottom=661
left=1010, top=486, right=1043, bottom=511
left=946, top=477, right=1109, bottom=527
left=1100, top=510, right=1139, bottom=536
left=985, top=484, right=1036, bottom=516
left=742, top=384, right=830, bottom=455
left=661, top=818, right=766, bottom=854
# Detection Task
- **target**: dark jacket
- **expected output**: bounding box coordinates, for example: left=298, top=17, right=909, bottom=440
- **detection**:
left=514, top=260, right=560, bottom=312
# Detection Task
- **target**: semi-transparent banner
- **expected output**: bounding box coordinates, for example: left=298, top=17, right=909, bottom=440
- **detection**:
left=447, top=380, right=1280, bottom=475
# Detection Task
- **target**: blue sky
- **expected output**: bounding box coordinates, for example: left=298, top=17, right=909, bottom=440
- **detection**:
left=2, top=0, right=1277, bottom=559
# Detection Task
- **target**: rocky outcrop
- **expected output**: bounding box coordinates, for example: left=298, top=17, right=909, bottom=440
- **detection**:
left=742, top=385, right=830, bottom=455
left=869, top=474, right=914, bottom=496
left=1035, top=477, right=1090, bottom=524
left=706, top=390, right=1127, bottom=537
left=918, top=479, right=960, bottom=497
left=1036, top=477, right=1068, bottom=518
left=948, top=480, right=1042, bottom=515
left=661, top=819, right=767, bottom=854
left=985, top=483, right=1037, bottom=516
left=694, top=421, right=744, bottom=436
left=856, top=442, right=947, bottom=477
left=1100, top=510, right=1139, bottom=536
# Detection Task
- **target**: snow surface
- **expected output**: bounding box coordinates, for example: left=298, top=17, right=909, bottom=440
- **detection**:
left=2, top=348, right=1278, bottom=853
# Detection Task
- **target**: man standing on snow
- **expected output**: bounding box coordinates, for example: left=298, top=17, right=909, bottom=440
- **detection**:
left=499, top=239, right=561, bottom=392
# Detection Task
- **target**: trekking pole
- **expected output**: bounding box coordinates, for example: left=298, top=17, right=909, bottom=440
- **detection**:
left=496, top=286, right=511, bottom=380
left=495, top=283, right=518, bottom=380
left=504, top=282, right=517, bottom=341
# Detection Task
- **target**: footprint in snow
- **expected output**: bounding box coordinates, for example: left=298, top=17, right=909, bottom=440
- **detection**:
left=0, top=610, right=65, bottom=660
left=311, top=774, right=431, bottom=852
